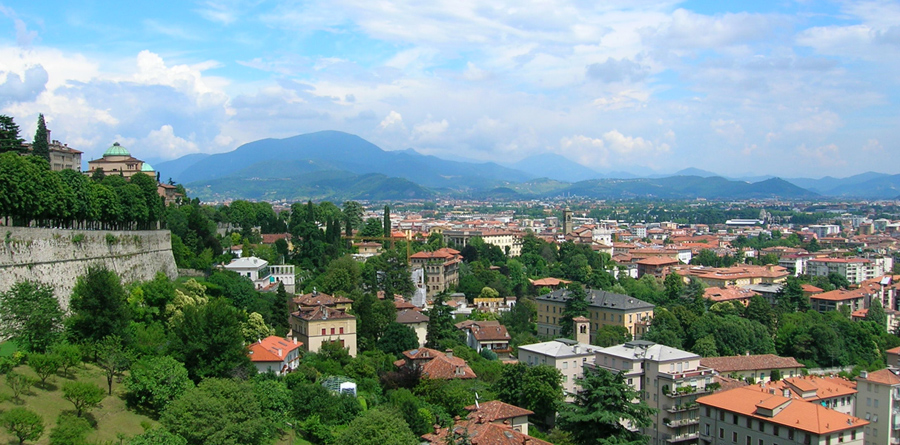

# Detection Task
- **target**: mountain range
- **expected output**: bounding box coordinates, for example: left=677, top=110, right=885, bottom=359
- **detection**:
left=154, top=130, right=897, bottom=201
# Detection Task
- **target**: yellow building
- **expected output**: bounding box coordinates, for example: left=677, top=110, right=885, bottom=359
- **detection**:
left=86, top=142, right=155, bottom=179
left=673, top=264, right=789, bottom=288
left=536, top=288, right=654, bottom=340
left=290, top=305, right=357, bottom=357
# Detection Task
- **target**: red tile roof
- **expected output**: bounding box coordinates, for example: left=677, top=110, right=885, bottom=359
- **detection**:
left=859, top=369, right=900, bottom=386
left=396, top=309, right=429, bottom=324
left=700, top=355, right=803, bottom=373
left=399, top=348, right=476, bottom=380
left=698, top=386, right=867, bottom=435
left=247, top=336, right=302, bottom=363
left=422, top=419, right=551, bottom=445
left=293, top=306, right=355, bottom=321
left=464, top=400, right=533, bottom=422
left=293, top=292, right=353, bottom=308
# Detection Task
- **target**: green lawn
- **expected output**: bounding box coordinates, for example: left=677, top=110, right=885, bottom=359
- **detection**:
left=0, top=363, right=156, bottom=444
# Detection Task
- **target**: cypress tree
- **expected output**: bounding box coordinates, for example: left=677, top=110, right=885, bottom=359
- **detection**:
left=383, top=205, right=390, bottom=238
left=32, top=114, right=50, bottom=162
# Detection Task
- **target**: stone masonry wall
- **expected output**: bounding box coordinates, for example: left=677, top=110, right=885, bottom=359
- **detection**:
left=0, top=227, right=177, bottom=310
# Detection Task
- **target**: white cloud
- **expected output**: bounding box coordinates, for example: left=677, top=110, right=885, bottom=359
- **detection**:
left=143, top=125, right=200, bottom=159
left=796, top=143, right=845, bottom=167
left=592, top=89, right=650, bottom=110
left=558, top=130, right=668, bottom=168
left=412, top=118, right=449, bottom=143
left=862, top=138, right=883, bottom=152
left=379, top=110, right=405, bottom=129
left=710, top=119, right=745, bottom=142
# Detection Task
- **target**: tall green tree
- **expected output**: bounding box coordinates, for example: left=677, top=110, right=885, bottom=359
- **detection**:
left=0, top=281, right=64, bottom=353
left=493, top=363, right=563, bottom=422
left=62, top=381, right=105, bottom=417
left=426, top=293, right=458, bottom=348
left=866, top=298, right=887, bottom=331
left=557, top=367, right=656, bottom=445
left=0, top=115, right=24, bottom=154
left=377, top=322, right=420, bottom=355
left=125, top=356, right=194, bottom=416
left=31, top=114, right=50, bottom=162
left=67, top=266, right=130, bottom=343
left=383, top=205, right=391, bottom=238
left=335, top=407, right=418, bottom=445
left=168, top=297, right=251, bottom=382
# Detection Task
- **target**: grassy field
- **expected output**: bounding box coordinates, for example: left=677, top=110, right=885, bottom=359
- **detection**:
left=0, top=362, right=156, bottom=444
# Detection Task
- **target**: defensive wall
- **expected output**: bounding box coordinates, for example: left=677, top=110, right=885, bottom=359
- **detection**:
left=0, top=227, right=177, bottom=310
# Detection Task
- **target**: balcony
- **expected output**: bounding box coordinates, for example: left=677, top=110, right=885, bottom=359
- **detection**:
left=891, top=436, right=900, bottom=445
left=666, top=418, right=700, bottom=428
left=666, top=432, right=699, bottom=443
left=666, top=403, right=700, bottom=414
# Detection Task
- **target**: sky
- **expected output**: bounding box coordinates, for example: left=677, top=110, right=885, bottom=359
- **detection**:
left=1, top=0, right=899, bottom=179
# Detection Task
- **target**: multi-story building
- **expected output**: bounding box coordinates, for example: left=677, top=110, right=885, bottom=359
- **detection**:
left=396, top=309, right=429, bottom=347
left=518, top=317, right=603, bottom=400
left=24, top=136, right=83, bottom=171
left=223, top=256, right=296, bottom=292
left=855, top=369, right=900, bottom=445
left=807, top=224, right=842, bottom=239
left=809, top=288, right=873, bottom=313
left=673, top=265, right=789, bottom=288
left=290, top=305, right=357, bottom=357
left=409, top=247, right=462, bottom=296
left=807, top=258, right=893, bottom=286
left=594, top=340, right=717, bottom=445
left=443, top=229, right=523, bottom=257
left=536, top=288, right=654, bottom=340
left=698, top=386, right=867, bottom=445
left=247, top=336, right=302, bottom=375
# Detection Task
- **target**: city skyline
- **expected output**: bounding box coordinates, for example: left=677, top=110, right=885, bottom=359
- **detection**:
left=1, top=0, right=899, bottom=178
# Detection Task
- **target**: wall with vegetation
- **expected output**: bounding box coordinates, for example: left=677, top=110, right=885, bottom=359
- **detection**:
left=0, top=227, right=177, bottom=309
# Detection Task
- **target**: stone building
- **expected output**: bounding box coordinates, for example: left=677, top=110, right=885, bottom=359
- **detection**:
left=86, top=142, right=155, bottom=179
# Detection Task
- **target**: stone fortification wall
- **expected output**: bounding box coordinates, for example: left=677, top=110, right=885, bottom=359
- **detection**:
left=0, top=227, right=177, bottom=310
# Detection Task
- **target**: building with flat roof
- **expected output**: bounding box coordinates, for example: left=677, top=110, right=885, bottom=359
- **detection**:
left=594, top=340, right=717, bottom=445
left=855, top=369, right=900, bottom=445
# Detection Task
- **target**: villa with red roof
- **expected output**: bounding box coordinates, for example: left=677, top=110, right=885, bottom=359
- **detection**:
left=247, top=336, right=302, bottom=375
left=394, top=347, right=476, bottom=380
left=700, top=355, right=805, bottom=383
left=410, top=248, right=461, bottom=296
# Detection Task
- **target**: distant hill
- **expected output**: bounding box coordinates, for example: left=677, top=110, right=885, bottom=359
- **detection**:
left=170, top=131, right=532, bottom=191
left=547, top=176, right=818, bottom=200
left=505, top=153, right=601, bottom=182
left=154, top=153, right=211, bottom=182
left=782, top=172, right=894, bottom=197
left=184, top=161, right=433, bottom=201
left=819, top=173, right=900, bottom=199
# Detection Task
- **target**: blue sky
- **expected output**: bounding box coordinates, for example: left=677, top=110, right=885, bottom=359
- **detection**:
left=1, top=0, right=899, bottom=178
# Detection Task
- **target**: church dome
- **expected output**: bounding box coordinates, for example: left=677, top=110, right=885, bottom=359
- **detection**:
left=103, top=142, right=131, bottom=157
left=141, top=163, right=155, bottom=172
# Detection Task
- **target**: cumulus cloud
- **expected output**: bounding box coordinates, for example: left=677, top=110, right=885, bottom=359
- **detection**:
left=586, top=58, right=648, bottom=83
left=862, top=138, right=883, bottom=152
left=558, top=130, right=668, bottom=168
left=0, top=6, right=38, bottom=47
left=0, top=65, right=48, bottom=105
left=412, top=118, right=449, bottom=143
left=592, top=89, right=650, bottom=110
left=379, top=110, right=405, bottom=129
left=143, top=125, right=200, bottom=159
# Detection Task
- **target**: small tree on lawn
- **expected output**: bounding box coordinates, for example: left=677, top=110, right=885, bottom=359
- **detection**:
left=50, top=342, right=82, bottom=377
left=49, top=414, right=91, bottom=445
left=1, top=407, right=44, bottom=444
left=96, top=334, right=130, bottom=395
left=28, top=353, right=60, bottom=387
left=6, top=371, right=35, bottom=402
left=62, top=381, right=104, bottom=417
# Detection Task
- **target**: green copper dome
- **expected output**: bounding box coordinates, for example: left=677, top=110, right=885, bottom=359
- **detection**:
left=141, top=163, right=155, bottom=172
left=103, top=142, right=131, bottom=157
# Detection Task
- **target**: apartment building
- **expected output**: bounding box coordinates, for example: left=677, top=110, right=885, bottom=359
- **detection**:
left=594, top=341, right=717, bottom=445
left=536, top=288, right=654, bottom=340
left=443, top=229, right=523, bottom=257
left=807, top=258, right=893, bottom=286
left=517, top=317, right=602, bottom=401
left=409, top=247, right=462, bottom=296
left=855, top=369, right=900, bottom=445
left=698, top=386, right=867, bottom=445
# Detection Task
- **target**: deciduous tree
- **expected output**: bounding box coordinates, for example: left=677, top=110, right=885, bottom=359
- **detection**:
left=1, top=407, right=44, bottom=445
left=67, top=266, right=130, bottom=343
left=0, top=281, right=65, bottom=353
left=62, top=381, right=104, bottom=417
left=335, top=407, right=418, bottom=445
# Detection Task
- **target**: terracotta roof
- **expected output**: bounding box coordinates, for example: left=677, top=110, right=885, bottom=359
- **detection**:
left=469, top=323, right=511, bottom=342
left=399, top=348, right=477, bottom=380
left=529, top=277, right=572, bottom=287
left=293, top=306, right=355, bottom=321
left=698, top=386, right=867, bottom=435
left=771, top=376, right=857, bottom=401
left=635, top=256, right=680, bottom=266
left=809, top=288, right=869, bottom=302
left=700, top=355, right=803, bottom=373
left=396, top=309, right=429, bottom=324
left=422, top=419, right=551, bottom=445
left=410, top=247, right=461, bottom=260
left=464, top=400, right=534, bottom=422
left=261, top=233, right=290, bottom=244
left=247, top=336, right=302, bottom=363
left=801, top=284, right=823, bottom=293
left=394, top=298, right=416, bottom=310
left=293, top=292, right=353, bottom=308
left=859, top=369, right=900, bottom=386
left=703, top=286, right=759, bottom=303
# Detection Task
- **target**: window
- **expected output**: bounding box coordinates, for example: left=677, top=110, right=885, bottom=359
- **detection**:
left=867, top=398, right=871, bottom=407
left=746, top=417, right=752, bottom=428
left=331, top=327, right=336, bottom=335
left=733, top=414, right=738, bottom=424
left=838, top=432, right=843, bottom=443
left=850, top=430, right=856, bottom=440
left=339, top=327, right=344, bottom=334
left=746, top=437, right=752, bottom=445
left=705, top=407, right=711, bottom=417
left=733, top=432, right=738, bottom=442
left=874, top=399, right=879, bottom=408
left=705, top=424, right=710, bottom=436
left=788, top=429, right=794, bottom=440
left=719, top=428, right=724, bottom=439
left=321, top=328, right=326, bottom=335
left=773, top=425, right=779, bottom=437
left=873, top=429, right=878, bottom=438
left=719, top=411, right=725, bottom=421
left=825, top=435, right=831, bottom=445
left=563, top=362, right=568, bottom=369
left=758, top=421, right=765, bottom=433
left=758, top=440, right=764, bottom=445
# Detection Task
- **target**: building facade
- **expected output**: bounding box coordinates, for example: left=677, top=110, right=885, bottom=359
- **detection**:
left=86, top=142, right=155, bottom=179
left=536, top=288, right=654, bottom=340
left=409, top=248, right=462, bottom=296
left=855, top=369, right=900, bottom=445
left=290, top=306, right=357, bottom=357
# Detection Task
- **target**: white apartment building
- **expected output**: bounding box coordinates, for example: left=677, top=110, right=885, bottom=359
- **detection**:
left=855, top=369, right=900, bottom=445
left=594, top=341, right=717, bottom=445
left=517, top=317, right=601, bottom=401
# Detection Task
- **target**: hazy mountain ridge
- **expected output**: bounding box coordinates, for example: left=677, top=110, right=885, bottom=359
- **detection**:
left=158, top=130, right=896, bottom=200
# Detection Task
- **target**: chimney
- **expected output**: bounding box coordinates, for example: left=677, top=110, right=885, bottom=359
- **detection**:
left=445, top=349, right=454, bottom=358
left=276, top=348, right=282, bottom=357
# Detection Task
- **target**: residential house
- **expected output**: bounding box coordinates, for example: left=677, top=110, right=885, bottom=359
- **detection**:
left=410, top=248, right=462, bottom=296
left=290, top=290, right=353, bottom=312
left=290, top=305, right=357, bottom=357
left=855, top=369, right=900, bottom=445
left=536, top=288, right=654, bottom=340
left=443, top=229, right=523, bottom=257
left=422, top=416, right=552, bottom=445
left=529, top=277, right=572, bottom=291
left=224, top=256, right=296, bottom=292
left=247, top=336, right=302, bottom=375
left=698, top=386, right=867, bottom=445
left=885, top=346, right=900, bottom=368
left=24, top=133, right=82, bottom=171
left=394, top=347, right=476, bottom=380
left=807, top=258, right=893, bottom=285
left=456, top=321, right=512, bottom=358
left=594, top=340, right=717, bottom=445
left=396, top=309, right=429, bottom=347
left=766, top=376, right=857, bottom=416
left=637, top=256, right=682, bottom=278
left=463, top=400, right=534, bottom=435
left=809, top=288, right=872, bottom=314
left=699, top=355, right=805, bottom=383
left=673, top=265, right=789, bottom=288
left=703, top=287, right=760, bottom=307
